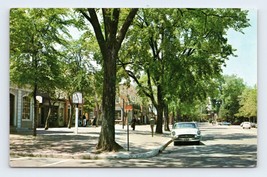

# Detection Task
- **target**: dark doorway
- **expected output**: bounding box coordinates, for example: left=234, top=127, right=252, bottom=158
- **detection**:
left=10, top=94, right=15, bottom=126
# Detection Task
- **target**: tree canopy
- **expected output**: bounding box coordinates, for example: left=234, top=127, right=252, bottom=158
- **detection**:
left=236, top=86, right=257, bottom=120
left=119, top=8, right=250, bottom=133
left=218, top=75, right=246, bottom=122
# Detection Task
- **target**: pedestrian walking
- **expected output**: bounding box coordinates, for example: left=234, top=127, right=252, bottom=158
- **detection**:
left=82, top=114, right=87, bottom=127
left=131, top=117, right=137, bottom=130
left=150, top=117, right=155, bottom=137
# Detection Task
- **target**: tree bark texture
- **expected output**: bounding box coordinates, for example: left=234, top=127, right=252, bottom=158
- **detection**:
left=156, top=85, right=163, bottom=134
left=164, top=104, right=170, bottom=131
left=96, top=47, right=123, bottom=151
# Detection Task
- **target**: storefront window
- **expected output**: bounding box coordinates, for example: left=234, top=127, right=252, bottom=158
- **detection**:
left=22, top=96, right=30, bottom=119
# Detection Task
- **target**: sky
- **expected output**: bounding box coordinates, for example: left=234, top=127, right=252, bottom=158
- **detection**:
left=223, top=9, right=257, bottom=87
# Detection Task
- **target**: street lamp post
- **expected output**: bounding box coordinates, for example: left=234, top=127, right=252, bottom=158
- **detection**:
left=121, top=85, right=129, bottom=150
left=127, top=110, right=129, bottom=151
left=72, top=92, right=82, bottom=135
left=122, top=98, right=125, bottom=129
left=75, top=104, right=79, bottom=134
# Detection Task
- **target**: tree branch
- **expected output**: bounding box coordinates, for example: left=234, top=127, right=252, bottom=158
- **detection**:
left=116, top=8, right=138, bottom=50
left=85, top=8, right=106, bottom=55
left=78, top=9, right=92, bottom=24
left=102, top=8, right=120, bottom=43
left=102, top=9, right=109, bottom=42
left=119, top=59, right=153, bottom=101
left=146, top=68, right=156, bottom=103
left=112, top=8, right=120, bottom=38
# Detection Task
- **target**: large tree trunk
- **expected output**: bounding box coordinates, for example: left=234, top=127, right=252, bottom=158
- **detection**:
left=80, top=8, right=138, bottom=152
left=96, top=48, right=122, bottom=152
left=155, top=85, right=164, bottom=134
left=164, top=103, right=170, bottom=131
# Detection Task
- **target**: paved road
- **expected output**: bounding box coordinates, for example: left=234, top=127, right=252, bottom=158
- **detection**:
left=155, top=123, right=257, bottom=168
left=10, top=123, right=257, bottom=168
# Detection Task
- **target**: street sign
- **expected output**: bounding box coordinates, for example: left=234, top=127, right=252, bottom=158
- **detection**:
left=36, top=96, right=42, bottom=103
left=72, top=92, right=82, bottom=104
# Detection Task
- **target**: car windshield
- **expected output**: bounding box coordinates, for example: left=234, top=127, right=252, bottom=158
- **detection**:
left=174, top=123, right=196, bottom=129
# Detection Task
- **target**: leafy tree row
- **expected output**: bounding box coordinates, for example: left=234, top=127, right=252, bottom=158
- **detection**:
left=118, top=8, right=250, bottom=133
left=214, top=75, right=257, bottom=123
left=170, top=74, right=257, bottom=124
left=10, top=8, right=252, bottom=152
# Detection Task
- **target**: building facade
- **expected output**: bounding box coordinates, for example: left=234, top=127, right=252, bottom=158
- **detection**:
left=10, top=83, right=150, bottom=130
left=10, top=85, right=34, bottom=130
left=9, top=85, right=84, bottom=131
left=115, top=84, right=150, bottom=125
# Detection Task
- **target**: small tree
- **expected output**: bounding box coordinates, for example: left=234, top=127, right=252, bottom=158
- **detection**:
left=220, top=75, right=246, bottom=122
left=236, top=86, right=257, bottom=122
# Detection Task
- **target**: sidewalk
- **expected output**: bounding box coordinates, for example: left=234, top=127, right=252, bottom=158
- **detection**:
left=9, top=125, right=172, bottom=159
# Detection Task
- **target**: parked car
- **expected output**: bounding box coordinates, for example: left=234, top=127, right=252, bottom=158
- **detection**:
left=240, top=122, right=252, bottom=129
left=171, top=122, right=201, bottom=145
left=221, top=121, right=231, bottom=126
left=249, top=122, right=257, bottom=128
left=218, top=121, right=231, bottom=126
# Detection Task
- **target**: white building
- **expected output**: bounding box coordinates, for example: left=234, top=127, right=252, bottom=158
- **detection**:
left=10, top=85, right=34, bottom=130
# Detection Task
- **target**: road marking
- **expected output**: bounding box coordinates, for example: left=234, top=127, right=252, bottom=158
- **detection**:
left=10, top=157, right=30, bottom=161
left=41, top=159, right=71, bottom=167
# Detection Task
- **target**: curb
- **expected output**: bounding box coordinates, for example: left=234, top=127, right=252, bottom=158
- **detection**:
left=10, top=139, right=174, bottom=160
left=106, top=139, right=173, bottom=159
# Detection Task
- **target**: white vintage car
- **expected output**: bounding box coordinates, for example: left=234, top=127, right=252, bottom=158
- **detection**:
left=240, top=122, right=252, bottom=129
left=171, top=122, right=201, bottom=145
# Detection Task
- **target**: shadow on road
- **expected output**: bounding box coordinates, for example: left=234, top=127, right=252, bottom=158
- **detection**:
left=173, top=141, right=205, bottom=146
left=202, top=133, right=257, bottom=141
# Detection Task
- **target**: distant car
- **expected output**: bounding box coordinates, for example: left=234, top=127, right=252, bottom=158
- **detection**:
left=221, top=121, right=231, bottom=126
left=241, top=122, right=252, bottom=129
left=251, top=122, right=257, bottom=128
left=171, top=122, right=201, bottom=145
